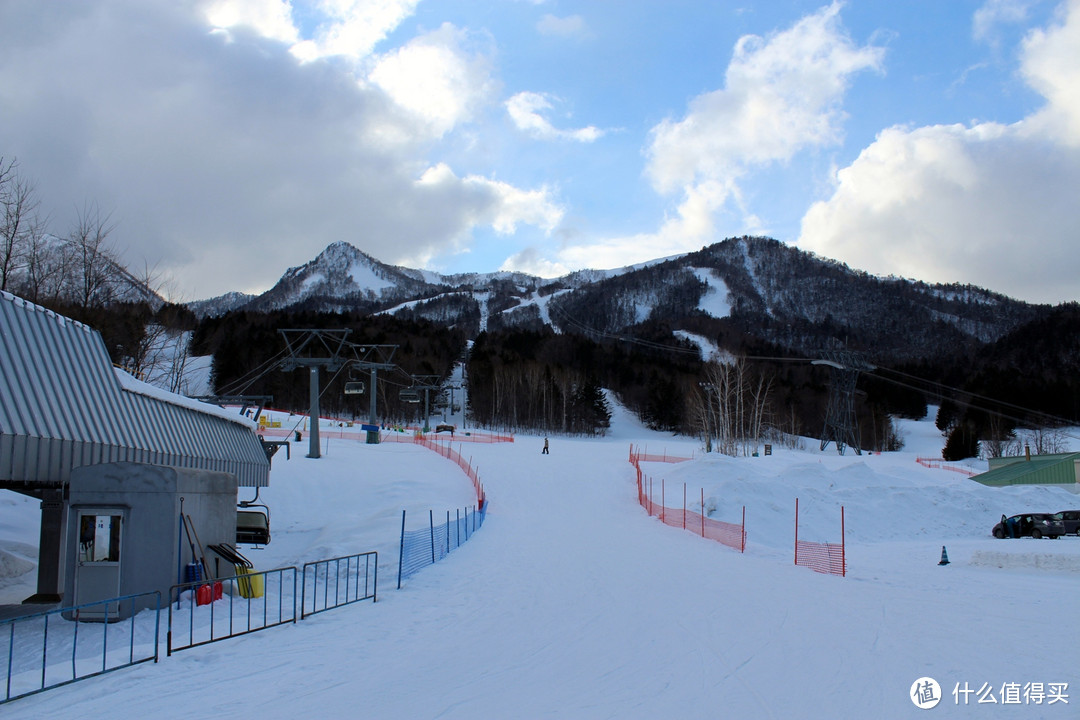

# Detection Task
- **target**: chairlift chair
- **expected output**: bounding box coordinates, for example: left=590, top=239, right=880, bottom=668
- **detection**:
left=236, top=503, right=271, bottom=546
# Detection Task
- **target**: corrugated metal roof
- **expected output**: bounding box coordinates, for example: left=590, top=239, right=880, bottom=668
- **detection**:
left=972, top=453, right=1080, bottom=487
left=0, top=291, right=269, bottom=487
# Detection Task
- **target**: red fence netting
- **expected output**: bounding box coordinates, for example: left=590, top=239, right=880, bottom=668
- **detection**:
left=412, top=435, right=487, bottom=508
left=794, top=498, right=845, bottom=576
left=915, top=457, right=976, bottom=476
left=629, top=445, right=745, bottom=553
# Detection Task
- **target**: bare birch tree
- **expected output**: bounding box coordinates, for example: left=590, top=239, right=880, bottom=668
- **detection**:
left=1, top=157, right=47, bottom=292
left=66, top=202, right=119, bottom=309
left=700, top=357, right=774, bottom=456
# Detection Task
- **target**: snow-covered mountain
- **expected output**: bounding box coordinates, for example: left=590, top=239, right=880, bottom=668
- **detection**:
left=188, top=237, right=1045, bottom=364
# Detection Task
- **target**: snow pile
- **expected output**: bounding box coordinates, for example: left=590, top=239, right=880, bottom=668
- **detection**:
left=971, top=550, right=1080, bottom=572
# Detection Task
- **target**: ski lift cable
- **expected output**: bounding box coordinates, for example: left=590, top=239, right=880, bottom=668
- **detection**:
left=217, top=351, right=284, bottom=394
left=217, top=347, right=290, bottom=396
left=859, top=370, right=1080, bottom=442
left=875, top=366, right=1078, bottom=426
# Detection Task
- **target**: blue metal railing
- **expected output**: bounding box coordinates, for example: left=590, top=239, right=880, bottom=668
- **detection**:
left=398, top=503, right=487, bottom=588
left=166, top=567, right=297, bottom=656
left=2, top=547, right=382, bottom=705
left=1, top=591, right=160, bottom=705
left=301, top=552, right=377, bottom=619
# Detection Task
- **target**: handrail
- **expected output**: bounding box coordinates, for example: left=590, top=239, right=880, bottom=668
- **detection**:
left=1, top=591, right=160, bottom=705
left=166, top=567, right=297, bottom=656
left=301, top=552, right=377, bottom=619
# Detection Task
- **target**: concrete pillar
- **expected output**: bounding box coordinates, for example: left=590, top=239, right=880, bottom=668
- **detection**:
left=367, top=368, right=379, bottom=444
left=27, top=488, right=66, bottom=603
left=308, top=365, right=321, bottom=459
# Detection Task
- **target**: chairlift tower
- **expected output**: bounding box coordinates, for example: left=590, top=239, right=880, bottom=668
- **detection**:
left=348, top=344, right=398, bottom=444
left=813, top=350, right=874, bottom=456
left=278, top=329, right=352, bottom=459
left=407, top=375, right=442, bottom=432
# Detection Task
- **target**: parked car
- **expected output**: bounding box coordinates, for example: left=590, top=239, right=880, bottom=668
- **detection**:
left=992, top=513, right=1065, bottom=539
left=1051, top=510, right=1080, bottom=536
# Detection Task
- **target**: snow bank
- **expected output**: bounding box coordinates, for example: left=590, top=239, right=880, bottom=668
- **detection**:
left=970, top=549, right=1080, bottom=572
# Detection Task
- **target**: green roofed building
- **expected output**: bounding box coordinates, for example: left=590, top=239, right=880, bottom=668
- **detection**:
left=973, top=452, right=1080, bottom=493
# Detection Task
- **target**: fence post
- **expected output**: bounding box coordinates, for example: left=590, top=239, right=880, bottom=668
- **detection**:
left=841, top=505, right=846, bottom=577
left=701, top=488, right=705, bottom=537
left=447, top=510, right=451, bottom=554
left=661, top=479, right=665, bottom=523
left=741, top=506, right=746, bottom=553
left=794, top=497, right=799, bottom=566
left=398, top=510, right=406, bottom=589
left=429, top=510, right=436, bottom=564
left=683, top=483, right=686, bottom=530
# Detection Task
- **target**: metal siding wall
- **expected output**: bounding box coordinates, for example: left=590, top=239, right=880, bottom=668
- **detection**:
left=0, top=435, right=11, bottom=477
left=1042, top=461, right=1075, bottom=486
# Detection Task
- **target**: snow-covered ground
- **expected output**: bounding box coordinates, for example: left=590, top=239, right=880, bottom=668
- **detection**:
left=1, top=404, right=1078, bottom=718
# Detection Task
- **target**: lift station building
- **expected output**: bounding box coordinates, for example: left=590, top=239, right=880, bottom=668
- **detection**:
left=0, top=291, right=270, bottom=618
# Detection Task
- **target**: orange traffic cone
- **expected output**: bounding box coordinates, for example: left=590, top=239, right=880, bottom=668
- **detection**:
left=938, top=546, right=950, bottom=565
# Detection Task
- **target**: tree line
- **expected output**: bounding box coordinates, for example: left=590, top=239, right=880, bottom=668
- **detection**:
left=464, top=326, right=919, bottom=452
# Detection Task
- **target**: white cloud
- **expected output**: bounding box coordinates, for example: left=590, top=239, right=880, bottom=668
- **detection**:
left=973, top=0, right=1033, bottom=43
left=369, top=23, right=495, bottom=139
left=0, top=1, right=558, bottom=299
left=289, top=0, right=420, bottom=62
left=536, top=14, right=588, bottom=39
left=416, top=163, right=563, bottom=235
left=1019, top=0, right=1080, bottom=145
left=798, top=0, right=1080, bottom=304
left=499, top=246, right=569, bottom=278
left=203, top=0, right=299, bottom=44
left=505, top=2, right=881, bottom=277
left=202, top=0, right=420, bottom=61
left=505, top=91, right=603, bottom=142
left=646, top=1, right=883, bottom=199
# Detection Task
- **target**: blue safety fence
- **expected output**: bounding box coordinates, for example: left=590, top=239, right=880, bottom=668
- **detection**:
left=1, top=591, right=161, bottom=705
left=301, top=552, right=377, bottom=619
left=398, top=503, right=487, bottom=588
left=166, top=566, right=298, bottom=656
left=2, top=544, right=382, bottom=707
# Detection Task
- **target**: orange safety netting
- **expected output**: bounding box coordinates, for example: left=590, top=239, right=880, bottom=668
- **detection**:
left=629, top=445, right=745, bottom=553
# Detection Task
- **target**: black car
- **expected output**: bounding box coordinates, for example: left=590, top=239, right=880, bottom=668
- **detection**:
left=992, top=513, right=1065, bottom=539
left=1051, top=510, right=1080, bottom=536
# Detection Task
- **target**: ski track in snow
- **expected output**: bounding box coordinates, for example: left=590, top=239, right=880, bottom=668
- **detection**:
left=2, top=410, right=1078, bottom=718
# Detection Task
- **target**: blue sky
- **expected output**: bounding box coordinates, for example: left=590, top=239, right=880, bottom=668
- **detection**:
left=1, top=0, right=1077, bottom=303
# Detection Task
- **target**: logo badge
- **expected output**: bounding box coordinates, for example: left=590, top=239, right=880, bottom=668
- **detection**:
left=911, top=677, right=942, bottom=709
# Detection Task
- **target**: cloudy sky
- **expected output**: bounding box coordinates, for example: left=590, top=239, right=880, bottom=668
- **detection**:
left=1, top=0, right=1078, bottom=304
